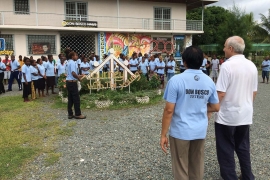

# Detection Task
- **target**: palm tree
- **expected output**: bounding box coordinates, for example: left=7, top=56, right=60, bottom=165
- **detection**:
left=259, top=9, right=270, bottom=43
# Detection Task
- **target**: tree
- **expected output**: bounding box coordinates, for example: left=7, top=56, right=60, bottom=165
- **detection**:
left=259, top=9, right=270, bottom=43
left=187, top=6, right=230, bottom=46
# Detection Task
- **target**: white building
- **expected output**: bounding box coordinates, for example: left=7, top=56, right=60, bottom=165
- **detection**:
left=0, top=0, right=218, bottom=59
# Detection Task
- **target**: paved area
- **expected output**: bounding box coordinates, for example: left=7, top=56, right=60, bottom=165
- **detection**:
left=5, top=79, right=270, bottom=180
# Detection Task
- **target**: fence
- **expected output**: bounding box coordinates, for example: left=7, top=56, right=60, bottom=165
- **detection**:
left=0, top=11, right=203, bottom=31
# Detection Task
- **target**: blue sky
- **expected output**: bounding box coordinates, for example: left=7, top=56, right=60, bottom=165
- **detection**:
left=209, top=0, right=269, bottom=22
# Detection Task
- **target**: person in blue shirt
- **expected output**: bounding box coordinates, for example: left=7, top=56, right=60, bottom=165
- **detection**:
left=66, top=51, right=86, bottom=119
left=138, top=57, right=149, bottom=80
left=7, top=55, right=22, bottom=91
left=0, top=58, right=6, bottom=94
left=37, top=58, right=46, bottom=97
left=156, top=56, right=165, bottom=89
left=200, top=53, right=208, bottom=74
left=21, top=58, right=32, bottom=102
left=129, top=53, right=139, bottom=74
left=160, top=46, right=220, bottom=180
left=166, top=55, right=176, bottom=82
left=30, top=60, right=40, bottom=98
left=45, top=54, right=56, bottom=95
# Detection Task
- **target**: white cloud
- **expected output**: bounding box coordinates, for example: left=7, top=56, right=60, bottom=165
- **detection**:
left=209, top=0, right=269, bottom=21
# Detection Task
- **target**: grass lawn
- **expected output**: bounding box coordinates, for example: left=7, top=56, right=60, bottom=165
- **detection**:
left=0, top=95, right=74, bottom=179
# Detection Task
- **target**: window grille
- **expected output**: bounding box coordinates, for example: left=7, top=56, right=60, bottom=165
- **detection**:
left=65, top=1, right=88, bottom=21
left=0, top=34, right=15, bottom=53
left=14, top=0, right=29, bottom=14
left=154, top=7, right=171, bottom=30
left=60, top=33, right=95, bottom=57
left=153, top=37, right=172, bottom=53
left=27, top=35, right=56, bottom=55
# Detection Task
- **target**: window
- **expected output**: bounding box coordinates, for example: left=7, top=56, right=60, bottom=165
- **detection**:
left=60, top=33, right=95, bottom=57
left=14, top=0, right=29, bottom=14
left=65, top=1, right=87, bottom=21
left=152, top=37, right=172, bottom=53
left=154, top=7, right=171, bottom=30
left=0, top=34, right=15, bottom=53
left=27, top=35, right=56, bottom=55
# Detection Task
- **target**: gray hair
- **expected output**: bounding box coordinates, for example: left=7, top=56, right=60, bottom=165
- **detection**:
left=227, top=36, right=245, bottom=54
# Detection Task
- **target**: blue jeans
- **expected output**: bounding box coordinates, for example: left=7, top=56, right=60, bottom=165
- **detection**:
left=167, top=73, right=175, bottom=82
left=8, top=71, right=22, bottom=90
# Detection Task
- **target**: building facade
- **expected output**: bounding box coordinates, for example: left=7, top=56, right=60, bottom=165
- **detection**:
left=0, top=0, right=218, bottom=59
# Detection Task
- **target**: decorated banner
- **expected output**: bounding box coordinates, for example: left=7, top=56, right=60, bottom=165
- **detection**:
left=105, top=33, right=151, bottom=58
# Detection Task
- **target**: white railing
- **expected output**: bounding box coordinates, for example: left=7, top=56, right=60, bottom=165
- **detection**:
left=0, top=11, right=203, bottom=31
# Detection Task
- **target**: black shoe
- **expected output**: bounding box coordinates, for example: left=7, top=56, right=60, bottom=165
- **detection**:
left=68, top=115, right=74, bottom=119
left=6, top=89, right=12, bottom=92
left=19, top=88, right=22, bottom=91
left=2, top=90, right=5, bottom=93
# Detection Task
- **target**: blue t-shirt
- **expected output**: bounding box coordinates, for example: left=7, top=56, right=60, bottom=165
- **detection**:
left=30, top=66, right=39, bottom=80
left=45, top=61, right=55, bottom=77
left=156, top=61, right=165, bottom=74
left=0, top=62, right=6, bottom=73
left=149, top=61, right=156, bottom=71
left=200, top=58, right=207, bottom=70
left=129, top=59, right=138, bottom=71
left=167, top=61, right=175, bottom=73
left=57, top=63, right=67, bottom=76
left=262, top=60, right=270, bottom=71
left=139, top=61, right=148, bottom=74
left=38, top=64, right=45, bottom=79
left=10, top=60, right=20, bottom=71
left=163, top=69, right=219, bottom=140
left=21, top=65, right=31, bottom=83
left=66, top=60, right=78, bottom=81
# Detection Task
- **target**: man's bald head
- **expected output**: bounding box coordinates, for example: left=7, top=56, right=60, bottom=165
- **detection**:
left=226, top=36, right=245, bottom=54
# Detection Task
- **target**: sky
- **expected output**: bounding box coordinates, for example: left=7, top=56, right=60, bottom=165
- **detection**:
left=209, top=0, right=269, bottom=22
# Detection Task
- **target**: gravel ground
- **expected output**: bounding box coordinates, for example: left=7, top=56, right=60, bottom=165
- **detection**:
left=9, top=79, right=270, bottom=180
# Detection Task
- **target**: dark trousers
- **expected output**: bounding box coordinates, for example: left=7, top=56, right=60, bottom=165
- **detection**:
left=8, top=71, right=22, bottom=90
left=66, top=81, right=81, bottom=116
left=0, top=72, right=4, bottom=93
left=215, top=122, right=254, bottom=180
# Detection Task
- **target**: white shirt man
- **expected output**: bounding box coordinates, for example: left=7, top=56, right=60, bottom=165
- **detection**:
left=214, top=36, right=257, bottom=180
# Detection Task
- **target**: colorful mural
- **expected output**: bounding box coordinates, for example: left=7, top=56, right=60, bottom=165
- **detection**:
left=105, top=33, right=151, bottom=58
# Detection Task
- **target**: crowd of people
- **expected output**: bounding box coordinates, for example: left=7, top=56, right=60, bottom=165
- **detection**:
left=0, top=49, right=253, bottom=101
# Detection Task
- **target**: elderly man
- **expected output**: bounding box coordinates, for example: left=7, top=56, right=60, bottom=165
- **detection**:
left=261, top=56, right=270, bottom=84
left=160, top=46, right=220, bottom=180
left=215, top=36, right=258, bottom=180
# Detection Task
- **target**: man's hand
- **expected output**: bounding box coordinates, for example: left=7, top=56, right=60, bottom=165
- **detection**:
left=25, top=82, right=28, bottom=85
left=160, top=135, right=169, bottom=154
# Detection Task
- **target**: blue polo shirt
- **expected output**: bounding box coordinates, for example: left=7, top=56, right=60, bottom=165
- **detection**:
left=21, top=65, right=32, bottom=83
left=0, top=62, right=6, bottom=73
left=164, top=69, right=219, bottom=140
left=30, top=66, right=39, bottom=80
left=45, top=61, right=55, bottom=77
left=156, top=61, right=165, bottom=74
left=66, top=60, right=78, bottom=81
left=10, top=60, right=20, bottom=71
left=57, top=63, right=67, bottom=76
left=37, top=64, right=45, bottom=79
